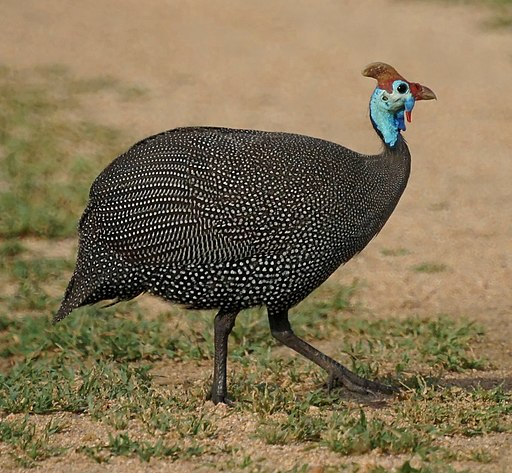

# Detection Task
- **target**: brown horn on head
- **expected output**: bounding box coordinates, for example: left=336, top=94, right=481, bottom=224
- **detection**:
left=362, top=62, right=407, bottom=92
left=362, top=62, right=437, bottom=101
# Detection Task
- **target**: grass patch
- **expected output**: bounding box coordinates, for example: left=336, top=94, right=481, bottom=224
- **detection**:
left=0, top=295, right=495, bottom=469
left=381, top=247, right=411, bottom=257
left=0, top=417, right=67, bottom=467
left=0, top=65, right=141, bottom=238
left=398, top=384, right=512, bottom=437
left=477, top=0, right=512, bottom=29
left=322, top=409, right=429, bottom=456
left=423, top=0, right=512, bottom=30
left=80, top=433, right=183, bottom=463
left=256, top=407, right=429, bottom=455
left=411, top=262, right=448, bottom=274
left=253, top=384, right=512, bottom=462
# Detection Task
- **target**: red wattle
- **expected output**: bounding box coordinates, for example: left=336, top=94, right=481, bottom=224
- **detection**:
left=406, top=110, right=412, bottom=123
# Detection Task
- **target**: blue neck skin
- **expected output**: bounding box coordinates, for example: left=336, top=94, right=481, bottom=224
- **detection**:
left=369, top=87, right=415, bottom=148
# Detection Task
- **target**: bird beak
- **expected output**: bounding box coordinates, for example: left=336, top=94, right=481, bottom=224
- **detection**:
left=411, top=83, right=437, bottom=101
left=406, top=82, right=436, bottom=123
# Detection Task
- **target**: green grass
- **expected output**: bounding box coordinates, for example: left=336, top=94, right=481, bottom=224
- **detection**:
left=381, top=247, right=411, bottom=257
left=417, top=0, right=512, bottom=30
left=0, top=65, right=509, bottom=472
left=0, top=417, right=67, bottom=467
left=477, top=0, right=512, bottom=29
left=80, top=433, right=185, bottom=463
left=0, top=65, right=137, bottom=238
left=0, top=299, right=497, bottom=469
left=411, top=262, right=449, bottom=274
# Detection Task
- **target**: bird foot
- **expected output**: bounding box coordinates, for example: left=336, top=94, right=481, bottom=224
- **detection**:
left=327, top=371, right=398, bottom=396
left=207, top=389, right=234, bottom=406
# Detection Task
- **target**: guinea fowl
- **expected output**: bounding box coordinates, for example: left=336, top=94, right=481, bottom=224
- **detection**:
left=56, top=63, right=436, bottom=404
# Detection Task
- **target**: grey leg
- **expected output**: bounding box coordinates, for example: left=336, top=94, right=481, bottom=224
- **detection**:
left=209, top=309, right=239, bottom=404
left=268, top=307, right=396, bottom=395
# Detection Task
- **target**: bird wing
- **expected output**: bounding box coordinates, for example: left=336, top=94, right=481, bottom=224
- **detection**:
left=83, top=128, right=314, bottom=267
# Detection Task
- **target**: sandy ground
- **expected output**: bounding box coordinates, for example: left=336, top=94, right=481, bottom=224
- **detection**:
left=1, top=0, right=511, bottom=471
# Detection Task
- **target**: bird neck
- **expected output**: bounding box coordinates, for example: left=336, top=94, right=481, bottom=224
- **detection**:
left=374, top=136, right=411, bottom=203
left=369, top=90, right=406, bottom=148
left=363, top=135, right=411, bottom=201
left=358, top=135, right=411, bottom=240
left=379, top=134, right=410, bottom=166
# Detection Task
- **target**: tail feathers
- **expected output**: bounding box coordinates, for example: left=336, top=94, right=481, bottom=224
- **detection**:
left=54, top=273, right=91, bottom=324
left=54, top=269, right=146, bottom=323
left=54, top=302, right=76, bottom=324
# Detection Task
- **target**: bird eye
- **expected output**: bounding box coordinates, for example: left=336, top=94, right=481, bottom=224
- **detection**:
left=397, top=83, right=408, bottom=94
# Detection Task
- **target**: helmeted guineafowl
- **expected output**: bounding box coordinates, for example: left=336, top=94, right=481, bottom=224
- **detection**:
left=56, top=63, right=436, bottom=404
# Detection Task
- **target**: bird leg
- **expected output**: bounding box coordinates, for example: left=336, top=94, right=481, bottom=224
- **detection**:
left=268, top=308, right=397, bottom=395
left=208, top=309, right=239, bottom=404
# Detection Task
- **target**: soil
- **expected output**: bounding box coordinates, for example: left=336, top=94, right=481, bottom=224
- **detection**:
left=1, top=0, right=511, bottom=471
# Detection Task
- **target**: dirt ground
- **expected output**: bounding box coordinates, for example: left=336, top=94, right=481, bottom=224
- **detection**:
left=1, top=0, right=511, bottom=471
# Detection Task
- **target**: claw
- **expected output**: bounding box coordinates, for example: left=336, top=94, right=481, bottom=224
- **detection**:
left=327, top=371, right=398, bottom=396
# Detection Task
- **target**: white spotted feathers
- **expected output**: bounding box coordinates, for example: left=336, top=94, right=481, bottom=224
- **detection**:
left=55, top=126, right=410, bottom=321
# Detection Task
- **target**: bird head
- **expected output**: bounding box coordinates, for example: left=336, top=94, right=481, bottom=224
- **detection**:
left=363, top=62, right=436, bottom=147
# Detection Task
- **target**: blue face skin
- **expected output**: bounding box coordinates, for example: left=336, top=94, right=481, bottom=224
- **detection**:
left=369, top=80, right=416, bottom=147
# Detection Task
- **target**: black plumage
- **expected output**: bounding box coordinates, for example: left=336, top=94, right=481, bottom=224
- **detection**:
left=57, top=63, right=435, bottom=403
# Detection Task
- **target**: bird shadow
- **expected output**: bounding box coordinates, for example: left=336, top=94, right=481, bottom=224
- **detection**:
left=440, top=375, right=512, bottom=392
left=321, top=373, right=512, bottom=410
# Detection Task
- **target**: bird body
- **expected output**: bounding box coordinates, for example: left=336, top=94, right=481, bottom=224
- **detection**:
left=57, top=128, right=410, bottom=320
left=57, top=63, right=435, bottom=403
